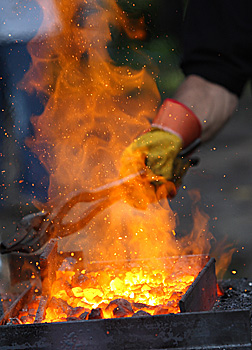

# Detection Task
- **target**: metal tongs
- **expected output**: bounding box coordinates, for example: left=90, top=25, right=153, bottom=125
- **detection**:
left=0, top=141, right=200, bottom=255
left=0, top=170, right=171, bottom=254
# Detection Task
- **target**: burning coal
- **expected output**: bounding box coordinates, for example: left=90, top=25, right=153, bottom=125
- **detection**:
left=12, top=254, right=208, bottom=324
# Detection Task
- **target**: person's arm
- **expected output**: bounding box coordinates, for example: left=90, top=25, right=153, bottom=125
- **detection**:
left=176, top=0, right=252, bottom=142
left=120, top=0, right=251, bottom=202
left=174, top=75, right=238, bottom=142
left=120, top=75, right=238, bottom=201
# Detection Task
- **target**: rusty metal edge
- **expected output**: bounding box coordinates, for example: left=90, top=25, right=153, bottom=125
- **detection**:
left=0, top=309, right=250, bottom=350
left=179, top=257, right=217, bottom=313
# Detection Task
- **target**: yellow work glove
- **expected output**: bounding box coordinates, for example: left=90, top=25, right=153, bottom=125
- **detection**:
left=120, top=99, right=202, bottom=207
left=121, top=128, right=182, bottom=182
left=120, top=129, right=182, bottom=208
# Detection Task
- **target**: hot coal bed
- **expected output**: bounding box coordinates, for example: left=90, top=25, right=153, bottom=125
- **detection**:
left=0, top=240, right=251, bottom=350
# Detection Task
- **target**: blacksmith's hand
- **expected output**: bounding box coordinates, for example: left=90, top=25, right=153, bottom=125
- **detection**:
left=120, top=99, right=202, bottom=205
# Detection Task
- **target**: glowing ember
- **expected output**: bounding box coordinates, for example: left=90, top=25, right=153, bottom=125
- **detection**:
left=17, top=256, right=205, bottom=324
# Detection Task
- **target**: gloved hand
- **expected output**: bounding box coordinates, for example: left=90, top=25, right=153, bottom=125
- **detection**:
left=120, top=128, right=182, bottom=188
left=120, top=99, right=202, bottom=203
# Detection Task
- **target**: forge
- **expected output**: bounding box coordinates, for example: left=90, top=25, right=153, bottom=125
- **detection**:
left=0, top=239, right=251, bottom=350
left=1, top=0, right=251, bottom=349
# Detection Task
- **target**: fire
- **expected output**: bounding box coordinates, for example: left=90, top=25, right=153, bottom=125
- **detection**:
left=21, top=0, right=160, bottom=198
left=46, top=267, right=195, bottom=322
left=12, top=0, right=235, bottom=325
left=18, top=256, right=206, bottom=324
left=19, top=0, right=180, bottom=264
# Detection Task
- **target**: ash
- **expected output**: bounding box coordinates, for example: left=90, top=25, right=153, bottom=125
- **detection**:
left=213, top=278, right=252, bottom=341
left=213, top=278, right=252, bottom=311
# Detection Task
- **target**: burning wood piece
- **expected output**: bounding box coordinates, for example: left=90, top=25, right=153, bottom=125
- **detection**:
left=50, top=261, right=80, bottom=301
left=153, top=306, right=170, bottom=315
left=6, top=317, right=22, bottom=325
left=44, top=297, right=72, bottom=322
left=170, top=291, right=184, bottom=300
left=12, top=295, right=43, bottom=325
left=132, top=302, right=149, bottom=310
left=105, top=298, right=133, bottom=318
left=20, top=315, right=35, bottom=324
left=40, top=239, right=58, bottom=296
left=131, top=302, right=154, bottom=312
left=88, top=308, right=103, bottom=320
left=68, top=306, right=86, bottom=318
left=34, top=296, right=49, bottom=323
left=72, top=272, right=89, bottom=287
left=113, top=305, right=130, bottom=318
left=79, top=311, right=89, bottom=320
left=51, top=278, right=75, bottom=298
left=165, top=300, right=178, bottom=313
left=53, top=256, right=82, bottom=296
left=45, top=297, right=88, bottom=322
left=18, top=308, right=29, bottom=318
left=48, top=296, right=73, bottom=315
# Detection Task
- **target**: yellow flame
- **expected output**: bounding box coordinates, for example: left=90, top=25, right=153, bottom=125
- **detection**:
left=19, top=0, right=234, bottom=276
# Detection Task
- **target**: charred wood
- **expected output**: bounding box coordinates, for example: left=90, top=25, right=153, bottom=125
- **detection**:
left=79, top=311, right=89, bottom=320
left=48, top=296, right=73, bottom=314
left=6, top=317, right=22, bottom=325
left=106, top=298, right=133, bottom=318
left=68, top=306, right=85, bottom=318
left=20, top=315, right=35, bottom=324
left=40, top=239, right=58, bottom=296
left=88, top=308, right=103, bottom=320
left=34, top=295, right=49, bottom=323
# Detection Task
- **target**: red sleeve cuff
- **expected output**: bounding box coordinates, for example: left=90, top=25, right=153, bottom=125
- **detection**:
left=152, top=99, right=202, bottom=148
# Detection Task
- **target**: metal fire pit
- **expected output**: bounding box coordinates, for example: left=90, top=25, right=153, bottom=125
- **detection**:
left=0, top=244, right=251, bottom=350
left=0, top=308, right=250, bottom=350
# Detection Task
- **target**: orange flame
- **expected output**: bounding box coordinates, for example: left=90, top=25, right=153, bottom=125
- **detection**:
left=21, top=0, right=160, bottom=197
left=15, top=0, right=235, bottom=323
left=20, top=0, right=180, bottom=264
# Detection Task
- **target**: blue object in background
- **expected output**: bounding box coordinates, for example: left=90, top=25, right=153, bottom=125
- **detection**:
left=0, top=1, right=49, bottom=203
